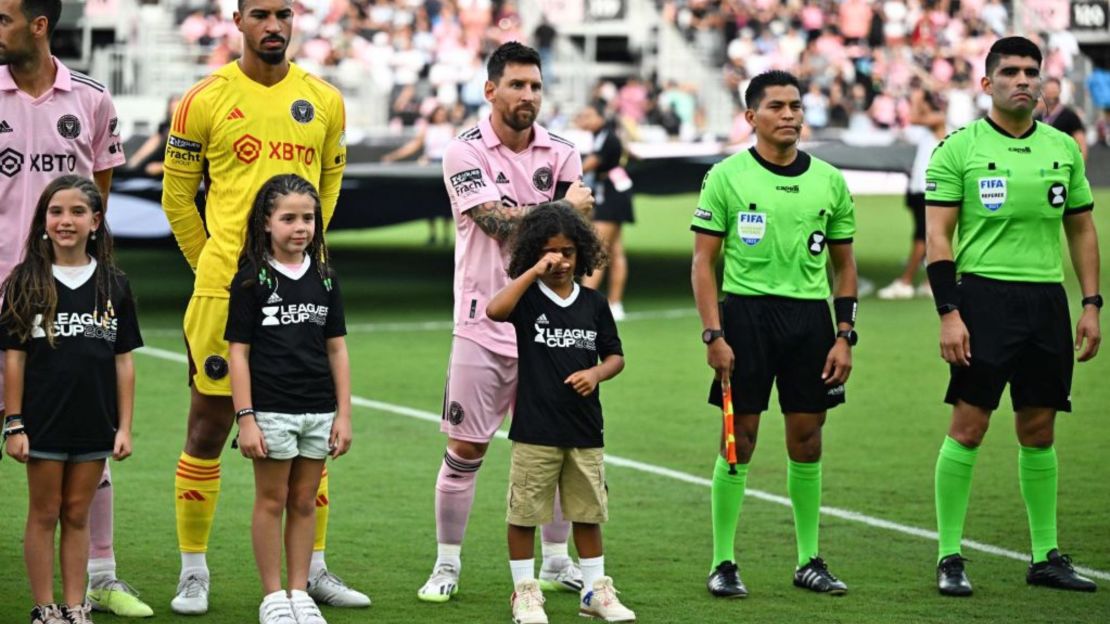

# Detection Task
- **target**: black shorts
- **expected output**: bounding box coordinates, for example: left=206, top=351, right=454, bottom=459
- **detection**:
left=708, top=295, right=845, bottom=414
left=945, top=275, right=1073, bottom=412
left=905, top=192, right=926, bottom=241
left=592, top=181, right=634, bottom=224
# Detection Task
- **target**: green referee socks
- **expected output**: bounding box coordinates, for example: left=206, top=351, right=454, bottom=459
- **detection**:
left=788, top=459, right=822, bottom=567
left=1019, top=445, right=1059, bottom=564
left=711, top=456, right=748, bottom=570
left=935, top=436, right=979, bottom=561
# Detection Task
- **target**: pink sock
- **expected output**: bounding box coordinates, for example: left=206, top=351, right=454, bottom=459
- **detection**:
left=540, top=489, right=571, bottom=545
left=89, top=463, right=114, bottom=560
left=435, top=450, right=482, bottom=545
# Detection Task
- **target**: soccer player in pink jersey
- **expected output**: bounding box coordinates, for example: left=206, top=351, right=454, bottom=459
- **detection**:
left=0, top=0, right=151, bottom=618
left=417, top=42, right=596, bottom=604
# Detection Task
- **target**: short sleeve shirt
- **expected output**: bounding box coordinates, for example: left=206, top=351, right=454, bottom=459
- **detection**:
left=0, top=261, right=142, bottom=452
left=506, top=282, right=622, bottom=448
left=442, top=116, right=583, bottom=358
left=225, top=255, right=346, bottom=413
left=925, top=118, right=1094, bottom=282
left=0, top=59, right=125, bottom=283
left=690, top=148, right=856, bottom=299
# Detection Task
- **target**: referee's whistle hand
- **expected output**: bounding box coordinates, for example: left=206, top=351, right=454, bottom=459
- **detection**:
left=1075, top=310, right=1101, bottom=362
left=939, top=313, right=972, bottom=366
left=822, top=342, right=852, bottom=385
left=707, top=340, right=734, bottom=381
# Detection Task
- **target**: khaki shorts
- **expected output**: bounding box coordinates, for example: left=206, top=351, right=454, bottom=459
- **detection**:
left=184, top=295, right=232, bottom=396
left=254, top=411, right=335, bottom=460
left=507, top=442, right=607, bottom=526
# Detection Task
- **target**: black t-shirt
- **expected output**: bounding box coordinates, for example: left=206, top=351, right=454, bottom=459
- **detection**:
left=0, top=263, right=143, bottom=452
left=506, top=282, right=622, bottom=448
left=592, top=125, right=623, bottom=175
left=225, top=256, right=347, bottom=413
left=1038, top=106, right=1085, bottom=137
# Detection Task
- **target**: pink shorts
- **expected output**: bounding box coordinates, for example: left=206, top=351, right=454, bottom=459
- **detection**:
left=440, top=336, right=518, bottom=443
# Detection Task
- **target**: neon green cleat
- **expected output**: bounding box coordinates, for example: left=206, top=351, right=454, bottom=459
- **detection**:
left=87, top=579, right=154, bottom=618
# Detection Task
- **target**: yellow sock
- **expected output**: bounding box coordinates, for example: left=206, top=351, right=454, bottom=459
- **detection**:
left=314, top=468, right=329, bottom=551
left=175, top=452, right=220, bottom=553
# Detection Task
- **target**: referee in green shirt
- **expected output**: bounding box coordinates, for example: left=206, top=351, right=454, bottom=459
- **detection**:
left=925, top=36, right=1101, bottom=597
left=691, top=70, right=859, bottom=598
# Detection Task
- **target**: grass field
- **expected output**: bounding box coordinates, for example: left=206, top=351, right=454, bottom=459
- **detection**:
left=1, top=191, right=1108, bottom=623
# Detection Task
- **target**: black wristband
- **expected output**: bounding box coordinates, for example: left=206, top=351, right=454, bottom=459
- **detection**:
left=833, top=297, right=858, bottom=326
left=235, top=408, right=255, bottom=421
left=4, top=413, right=22, bottom=425
left=926, top=260, right=960, bottom=314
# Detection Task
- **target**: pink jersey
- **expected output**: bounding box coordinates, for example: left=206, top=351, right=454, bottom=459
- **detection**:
left=442, top=115, right=583, bottom=358
left=0, top=58, right=124, bottom=281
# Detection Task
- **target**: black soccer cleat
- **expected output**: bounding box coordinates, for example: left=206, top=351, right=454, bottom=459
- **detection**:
left=707, top=561, right=748, bottom=598
left=1027, top=550, right=1097, bottom=592
left=793, top=557, right=848, bottom=595
left=937, top=554, right=973, bottom=597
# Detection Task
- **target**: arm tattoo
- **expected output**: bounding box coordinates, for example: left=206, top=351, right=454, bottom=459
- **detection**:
left=468, top=198, right=573, bottom=241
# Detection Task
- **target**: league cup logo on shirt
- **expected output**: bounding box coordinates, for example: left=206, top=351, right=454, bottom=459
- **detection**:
left=262, top=303, right=329, bottom=327
left=534, top=321, right=598, bottom=350
left=737, top=212, right=767, bottom=246
left=978, top=177, right=1007, bottom=212
left=33, top=310, right=119, bottom=342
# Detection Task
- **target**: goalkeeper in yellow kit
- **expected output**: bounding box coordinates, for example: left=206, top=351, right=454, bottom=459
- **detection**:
left=160, top=0, right=367, bottom=613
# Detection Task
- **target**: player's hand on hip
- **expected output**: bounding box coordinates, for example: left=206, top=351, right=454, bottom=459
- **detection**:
left=533, top=251, right=569, bottom=277
left=565, top=180, right=595, bottom=216
left=329, top=415, right=352, bottom=459
left=5, top=433, right=28, bottom=463
left=237, top=418, right=268, bottom=459
left=939, top=312, right=971, bottom=366
left=707, top=339, right=735, bottom=381
left=565, top=368, right=601, bottom=396
left=822, top=340, right=852, bottom=385
left=113, top=430, right=132, bottom=461
left=1075, top=308, right=1101, bottom=362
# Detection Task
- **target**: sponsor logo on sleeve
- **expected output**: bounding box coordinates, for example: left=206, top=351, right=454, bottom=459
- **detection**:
left=694, top=207, right=713, bottom=221
left=450, top=168, right=487, bottom=196
left=168, top=135, right=203, bottom=152
left=166, top=134, right=204, bottom=165
left=109, top=117, right=120, bottom=137
left=925, top=180, right=937, bottom=192
left=977, top=177, right=1007, bottom=212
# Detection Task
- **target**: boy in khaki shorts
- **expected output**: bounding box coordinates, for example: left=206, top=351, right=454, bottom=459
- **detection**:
left=487, top=205, right=636, bottom=623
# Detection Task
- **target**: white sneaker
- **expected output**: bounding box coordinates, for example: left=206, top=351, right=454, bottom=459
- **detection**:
left=915, top=282, right=933, bottom=298
left=511, top=579, right=548, bottom=624
left=170, top=572, right=209, bottom=615
left=258, top=591, right=296, bottom=624
left=609, top=302, right=626, bottom=322
left=877, top=279, right=915, bottom=300
left=857, top=276, right=875, bottom=298
left=579, top=577, right=636, bottom=622
left=289, top=590, right=327, bottom=624
left=416, top=562, right=460, bottom=603
left=538, top=557, right=583, bottom=592
left=306, top=569, right=370, bottom=608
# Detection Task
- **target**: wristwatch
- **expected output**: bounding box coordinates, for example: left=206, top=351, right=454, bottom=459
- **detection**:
left=1081, top=294, right=1103, bottom=310
left=936, top=303, right=959, bottom=316
left=836, top=329, right=859, bottom=347
left=702, top=328, right=725, bottom=345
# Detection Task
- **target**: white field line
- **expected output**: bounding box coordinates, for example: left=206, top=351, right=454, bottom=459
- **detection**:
left=140, top=308, right=699, bottom=338
left=136, top=345, right=1110, bottom=581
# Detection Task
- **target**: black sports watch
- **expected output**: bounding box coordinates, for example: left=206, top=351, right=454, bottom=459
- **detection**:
left=836, top=329, right=858, bottom=347
left=1081, top=294, right=1103, bottom=310
left=936, top=303, right=959, bottom=316
left=702, top=328, right=725, bottom=345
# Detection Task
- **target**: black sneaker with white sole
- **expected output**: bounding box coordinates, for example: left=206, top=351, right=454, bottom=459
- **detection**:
left=937, top=554, right=973, bottom=597
left=707, top=561, right=748, bottom=598
left=793, top=557, right=848, bottom=595
left=1027, top=550, right=1097, bottom=592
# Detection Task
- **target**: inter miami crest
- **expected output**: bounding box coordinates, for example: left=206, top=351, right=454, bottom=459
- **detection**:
left=807, top=231, right=827, bottom=256
left=57, top=114, right=81, bottom=140
left=204, top=355, right=229, bottom=380
left=447, top=401, right=465, bottom=425
left=290, top=100, right=315, bottom=124
left=532, top=166, right=553, bottom=192
left=1047, top=183, right=1067, bottom=209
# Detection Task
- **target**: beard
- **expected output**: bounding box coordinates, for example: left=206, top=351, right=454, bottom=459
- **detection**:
left=0, top=44, right=31, bottom=66
left=255, top=38, right=288, bottom=65
left=502, top=106, right=537, bottom=132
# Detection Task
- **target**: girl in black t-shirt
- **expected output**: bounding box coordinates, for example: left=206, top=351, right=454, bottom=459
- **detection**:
left=225, top=174, right=352, bottom=622
left=487, top=206, right=635, bottom=623
left=1, top=175, right=142, bottom=624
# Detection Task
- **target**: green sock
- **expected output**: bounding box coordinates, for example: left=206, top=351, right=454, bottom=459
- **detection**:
left=1019, top=445, right=1058, bottom=563
left=711, top=455, right=748, bottom=570
left=935, top=436, right=979, bottom=562
left=787, top=459, right=822, bottom=567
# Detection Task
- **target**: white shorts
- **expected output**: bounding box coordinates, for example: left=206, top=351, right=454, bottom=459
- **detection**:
left=254, top=410, right=335, bottom=460
left=440, top=337, right=518, bottom=443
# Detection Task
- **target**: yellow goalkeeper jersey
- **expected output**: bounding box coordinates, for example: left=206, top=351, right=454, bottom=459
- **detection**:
left=162, top=61, right=346, bottom=297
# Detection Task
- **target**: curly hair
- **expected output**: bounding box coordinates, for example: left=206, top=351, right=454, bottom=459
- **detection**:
left=507, top=204, right=607, bottom=279
left=238, top=174, right=332, bottom=288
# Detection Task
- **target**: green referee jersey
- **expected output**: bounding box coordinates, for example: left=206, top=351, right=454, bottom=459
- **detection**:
left=690, top=147, right=856, bottom=299
left=925, top=118, right=1094, bottom=283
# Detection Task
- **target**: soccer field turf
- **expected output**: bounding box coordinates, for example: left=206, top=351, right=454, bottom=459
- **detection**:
left=1, top=192, right=1108, bottom=623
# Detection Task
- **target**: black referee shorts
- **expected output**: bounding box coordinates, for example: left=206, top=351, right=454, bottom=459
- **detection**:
left=945, top=275, right=1073, bottom=412
left=708, top=295, right=845, bottom=414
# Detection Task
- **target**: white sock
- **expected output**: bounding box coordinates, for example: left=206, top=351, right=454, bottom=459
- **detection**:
left=310, top=550, right=326, bottom=578
left=180, top=553, right=208, bottom=578
left=510, top=558, right=536, bottom=585
left=87, top=557, right=116, bottom=586
left=580, top=555, right=605, bottom=590
left=541, top=542, right=569, bottom=568
left=436, top=543, right=462, bottom=570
